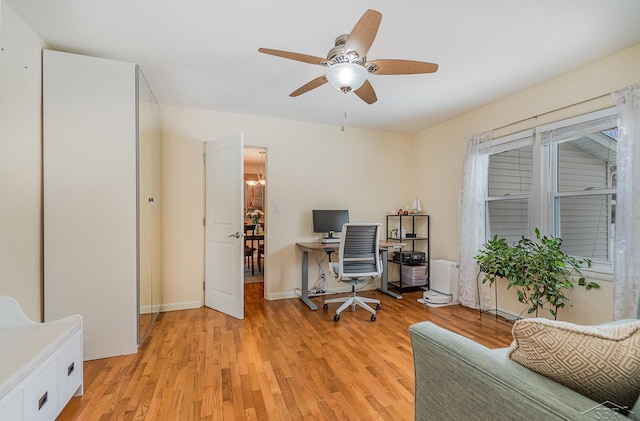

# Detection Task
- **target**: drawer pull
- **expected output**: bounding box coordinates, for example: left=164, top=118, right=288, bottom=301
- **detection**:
left=38, top=391, right=48, bottom=410
left=68, top=361, right=75, bottom=376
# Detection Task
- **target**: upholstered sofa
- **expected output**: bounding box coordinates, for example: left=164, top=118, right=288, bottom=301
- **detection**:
left=409, top=304, right=640, bottom=420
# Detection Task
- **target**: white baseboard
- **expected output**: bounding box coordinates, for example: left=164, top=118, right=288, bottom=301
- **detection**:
left=159, top=284, right=379, bottom=309
left=140, top=304, right=163, bottom=314
left=266, top=284, right=375, bottom=301
left=266, top=291, right=298, bottom=300
left=160, top=300, right=202, bottom=312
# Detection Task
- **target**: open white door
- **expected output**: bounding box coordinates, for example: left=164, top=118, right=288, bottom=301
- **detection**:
left=204, top=133, right=244, bottom=319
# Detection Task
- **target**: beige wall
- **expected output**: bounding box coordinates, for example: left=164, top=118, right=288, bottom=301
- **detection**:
left=161, top=106, right=415, bottom=309
left=0, top=2, right=47, bottom=321
left=415, top=43, right=640, bottom=323
left=491, top=277, right=614, bottom=326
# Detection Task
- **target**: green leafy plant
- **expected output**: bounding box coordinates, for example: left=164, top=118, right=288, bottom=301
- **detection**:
left=474, top=228, right=599, bottom=319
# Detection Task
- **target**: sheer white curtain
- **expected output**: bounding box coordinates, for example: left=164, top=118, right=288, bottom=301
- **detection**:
left=612, top=82, right=640, bottom=320
left=458, top=131, right=492, bottom=309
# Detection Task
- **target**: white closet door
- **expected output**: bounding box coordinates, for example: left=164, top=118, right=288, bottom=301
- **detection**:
left=43, top=50, right=138, bottom=360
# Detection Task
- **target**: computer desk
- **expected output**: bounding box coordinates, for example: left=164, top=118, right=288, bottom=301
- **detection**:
left=295, top=240, right=406, bottom=310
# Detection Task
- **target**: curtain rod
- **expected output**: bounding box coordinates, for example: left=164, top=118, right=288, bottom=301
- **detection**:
left=492, top=93, right=612, bottom=133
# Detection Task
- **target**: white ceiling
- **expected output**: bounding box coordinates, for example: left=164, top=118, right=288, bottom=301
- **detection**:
left=6, top=0, right=640, bottom=134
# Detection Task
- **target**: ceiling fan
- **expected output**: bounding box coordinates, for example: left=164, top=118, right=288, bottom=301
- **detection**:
left=258, top=9, right=438, bottom=105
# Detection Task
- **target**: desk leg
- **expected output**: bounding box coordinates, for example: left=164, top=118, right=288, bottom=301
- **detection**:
left=300, top=250, right=318, bottom=310
left=377, top=248, right=402, bottom=299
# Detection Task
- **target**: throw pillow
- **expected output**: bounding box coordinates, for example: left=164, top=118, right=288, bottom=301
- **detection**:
left=507, top=318, right=640, bottom=410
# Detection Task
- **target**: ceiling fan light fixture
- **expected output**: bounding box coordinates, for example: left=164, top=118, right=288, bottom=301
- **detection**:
left=325, top=62, right=367, bottom=93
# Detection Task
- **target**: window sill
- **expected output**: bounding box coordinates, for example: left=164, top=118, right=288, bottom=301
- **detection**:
left=578, top=263, right=613, bottom=283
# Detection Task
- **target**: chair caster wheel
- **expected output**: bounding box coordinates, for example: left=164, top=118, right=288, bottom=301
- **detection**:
left=323, top=304, right=328, bottom=311
left=375, top=303, right=381, bottom=310
left=334, top=314, right=340, bottom=322
left=371, top=314, right=376, bottom=322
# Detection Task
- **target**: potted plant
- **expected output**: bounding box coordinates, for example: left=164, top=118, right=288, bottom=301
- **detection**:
left=474, top=235, right=514, bottom=284
left=474, top=228, right=599, bottom=320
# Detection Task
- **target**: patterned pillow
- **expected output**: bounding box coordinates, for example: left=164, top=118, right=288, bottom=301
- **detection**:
left=507, top=318, right=640, bottom=409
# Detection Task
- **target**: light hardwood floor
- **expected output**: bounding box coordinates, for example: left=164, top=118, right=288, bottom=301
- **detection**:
left=58, top=283, right=513, bottom=420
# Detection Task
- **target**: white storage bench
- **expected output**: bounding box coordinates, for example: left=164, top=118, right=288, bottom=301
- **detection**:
left=0, top=296, right=83, bottom=420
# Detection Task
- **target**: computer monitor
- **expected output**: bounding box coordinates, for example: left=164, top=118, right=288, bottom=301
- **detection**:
left=312, top=210, right=349, bottom=240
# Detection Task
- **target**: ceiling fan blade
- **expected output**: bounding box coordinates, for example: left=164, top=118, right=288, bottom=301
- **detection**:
left=289, top=76, right=328, bottom=97
left=354, top=80, right=377, bottom=104
left=258, top=48, right=327, bottom=66
left=367, top=59, right=439, bottom=75
left=344, top=9, right=382, bottom=59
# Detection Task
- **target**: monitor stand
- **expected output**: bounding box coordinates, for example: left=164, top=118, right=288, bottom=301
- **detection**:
left=321, top=231, right=340, bottom=244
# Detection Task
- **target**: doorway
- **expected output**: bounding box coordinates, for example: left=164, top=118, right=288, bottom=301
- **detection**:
left=244, top=147, right=265, bottom=284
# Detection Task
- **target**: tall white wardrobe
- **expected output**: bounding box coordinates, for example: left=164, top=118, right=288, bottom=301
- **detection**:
left=43, top=50, right=162, bottom=361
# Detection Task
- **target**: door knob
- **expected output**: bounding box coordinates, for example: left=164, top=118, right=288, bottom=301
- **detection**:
left=227, top=232, right=243, bottom=239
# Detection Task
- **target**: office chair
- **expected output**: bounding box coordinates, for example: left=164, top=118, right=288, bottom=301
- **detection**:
left=323, top=223, right=383, bottom=322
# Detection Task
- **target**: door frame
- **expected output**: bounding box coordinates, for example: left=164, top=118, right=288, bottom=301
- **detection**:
left=243, top=145, right=267, bottom=293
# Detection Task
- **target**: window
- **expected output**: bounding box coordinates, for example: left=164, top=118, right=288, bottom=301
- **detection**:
left=485, top=109, right=618, bottom=268
left=486, top=131, right=534, bottom=245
